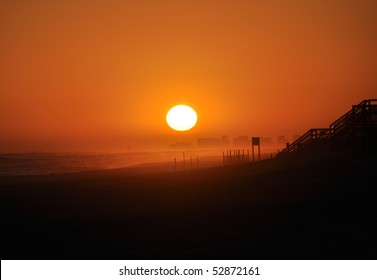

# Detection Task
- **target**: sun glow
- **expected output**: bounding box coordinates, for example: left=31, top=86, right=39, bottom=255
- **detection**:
left=166, top=105, right=197, bottom=131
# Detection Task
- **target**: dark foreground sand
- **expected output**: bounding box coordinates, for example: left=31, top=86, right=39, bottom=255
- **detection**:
left=1, top=152, right=377, bottom=259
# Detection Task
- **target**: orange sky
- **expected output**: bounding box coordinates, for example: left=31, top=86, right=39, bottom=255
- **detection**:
left=1, top=0, right=377, bottom=152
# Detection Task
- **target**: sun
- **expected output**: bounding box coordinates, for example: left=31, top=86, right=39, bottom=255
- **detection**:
left=166, top=105, right=197, bottom=131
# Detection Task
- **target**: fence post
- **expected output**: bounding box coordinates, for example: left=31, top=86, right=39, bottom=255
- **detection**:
left=183, top=152, right=185, bottom=171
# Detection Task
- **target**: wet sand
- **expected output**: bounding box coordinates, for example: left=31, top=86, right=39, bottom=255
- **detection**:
left=1, top=152, right=377, bottom=259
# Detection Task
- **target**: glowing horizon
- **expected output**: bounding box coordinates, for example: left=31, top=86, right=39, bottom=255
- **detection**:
left=1, top=1, right=376, bottom=152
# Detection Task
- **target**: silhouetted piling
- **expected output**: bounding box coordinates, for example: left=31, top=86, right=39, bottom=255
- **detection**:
left=223, top=148, right=251, bottom=165
left=183, top=152, right=185, bottom=171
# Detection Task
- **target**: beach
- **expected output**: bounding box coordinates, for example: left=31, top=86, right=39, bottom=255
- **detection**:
left=1, top=151, right=376, bottom=259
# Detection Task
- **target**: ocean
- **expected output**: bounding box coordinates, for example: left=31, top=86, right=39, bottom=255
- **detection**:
left=0, top=150, right=224, bottom=176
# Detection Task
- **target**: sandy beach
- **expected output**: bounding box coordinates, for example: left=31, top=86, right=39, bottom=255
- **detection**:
left=1, top=151, right=376, bottom=260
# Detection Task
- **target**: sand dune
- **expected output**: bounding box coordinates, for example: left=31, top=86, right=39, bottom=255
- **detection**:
left=1, top=152, right=376, bottom=259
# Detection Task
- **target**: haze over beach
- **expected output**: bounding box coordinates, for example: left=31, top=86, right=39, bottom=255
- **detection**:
left=1, top=0, right=377, bottom=153
left=1, top=0, right=377, bottom=261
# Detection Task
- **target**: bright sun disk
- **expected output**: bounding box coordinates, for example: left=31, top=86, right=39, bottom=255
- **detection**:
left=166, top=105, right=197, bottom=131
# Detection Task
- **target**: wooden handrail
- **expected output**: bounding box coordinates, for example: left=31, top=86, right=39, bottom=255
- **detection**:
left=276, top=99, right=377, bottom=157
left=330, top=99, right=377, bottom=131
left=277, top=128, right=330, bottom=157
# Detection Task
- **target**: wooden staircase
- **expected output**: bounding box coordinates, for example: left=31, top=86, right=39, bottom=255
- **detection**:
left=276, top=99, right=377, bottom=157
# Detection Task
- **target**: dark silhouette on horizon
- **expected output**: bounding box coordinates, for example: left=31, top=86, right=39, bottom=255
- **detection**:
left=277, top=99, right=377, bottom=158
left=1, top=99, right=377, bottom=260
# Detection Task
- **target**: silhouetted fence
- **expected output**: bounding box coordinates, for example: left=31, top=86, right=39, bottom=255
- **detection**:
left=223, top=149, right=250, bottom=165
left=174, top=152, right=199, bottom=172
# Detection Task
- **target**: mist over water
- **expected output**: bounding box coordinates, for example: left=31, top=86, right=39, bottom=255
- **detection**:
left=0, top=147, right=279, bottom=176
left=0, top=150, right=220, bottom=176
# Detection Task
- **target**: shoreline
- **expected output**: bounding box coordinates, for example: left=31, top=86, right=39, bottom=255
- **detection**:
left=1, top=153, right=376, bottom=259
left=0, top=150, right=280, bottom=177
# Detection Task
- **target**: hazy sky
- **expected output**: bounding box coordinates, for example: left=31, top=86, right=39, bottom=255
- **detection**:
left=1, top=0, right=377, bottom=151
